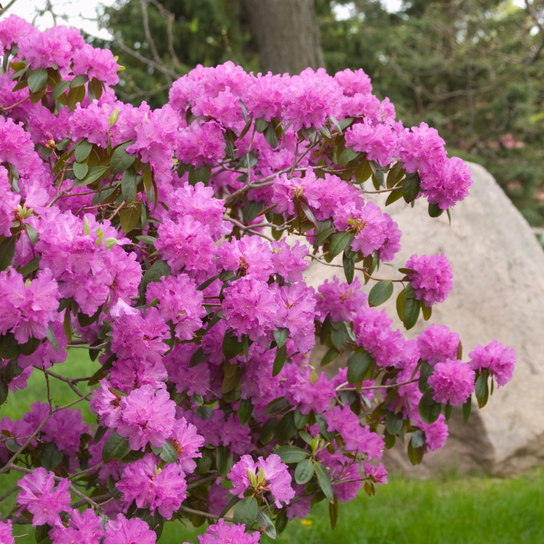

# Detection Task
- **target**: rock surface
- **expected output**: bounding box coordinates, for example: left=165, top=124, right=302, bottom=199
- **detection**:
left=304, top=162, right=544, bottom=475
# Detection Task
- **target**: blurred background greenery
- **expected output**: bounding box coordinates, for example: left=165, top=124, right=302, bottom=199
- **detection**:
left=86, top=0, right=544, bottom=226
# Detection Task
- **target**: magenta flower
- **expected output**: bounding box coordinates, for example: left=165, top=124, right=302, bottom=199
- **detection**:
left=156, top=216, right=216, bottom=273
left=428, top=359, right=475, bottom=406
left=192, top=519, right=260, bottom=544
left=397, top=122, right=447, bottom=174
left=345, top=119, right=397, bottom=166
left=406, top=253, right=453, bottom=307
left=284, top=365, right=335, bottom=415
left=146, top=273, right=205, bottom=341
left=316, top=276, right=367, bottom=323
left=363, top=461, right=388, bottom=484
left=228, top=453, right=295, bottom=508
left=0, top=166, right=19, bottom=237
left=104, top=514, right=156, bottom=544
left=17, top=468, right=72, bottom=527
left=469, top=339, right=516, bottom=386
left=353, top=308, right=405, bottom=367
left=417, top=324, right=460, bottom=366
left=222, top=277, right=280, bottom=342
left=117, top=385, right=176, bottom=451
left=0, top=520, right=14, bottom=544
left=176, top=120, right=225, bottom=169
left=50, top=509, right=104, bottom=544
left=117, top=453, right=187, bottom=520
left=169, top=417, right=205, bottom=472
left=412, top=413, right=449, bottom=452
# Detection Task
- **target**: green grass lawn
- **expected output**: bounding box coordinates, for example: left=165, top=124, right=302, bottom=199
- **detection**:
left=2, top=352, right=544, bottom=543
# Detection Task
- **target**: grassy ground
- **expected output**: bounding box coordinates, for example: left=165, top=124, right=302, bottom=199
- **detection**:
left=2, top=352, right=544, bottom=543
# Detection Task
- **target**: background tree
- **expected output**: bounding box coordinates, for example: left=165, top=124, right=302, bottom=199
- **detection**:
left=95, top=0, right=544, bottom=225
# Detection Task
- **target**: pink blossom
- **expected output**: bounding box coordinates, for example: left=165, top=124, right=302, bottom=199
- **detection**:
left=72, top=43, right=120, bottom=85
left=104, top=514, right=156, bottom=544
left=177, top=120, right=225, bottom=169
left=417, top=324, right=460, bottom=366
left=169, top=417, right=205, bottom=472
left=316, top=276, right=367, bottom=323
left=17, top=468, right=72, bottom=527
left=406, top=253, right=453, bottom=306
left=228, top=453, right=295, bottom=507
left=345, top=119, right=397, bottom=166
left=469, top=339, right=515, bottom=386
left=117, top=453, right=187, bottom=519
left=50, top=509, right=104, bottom=544
left=397, top=122, right=447, bottom=174
left=0, top=520, right=14, bottom=544
left=193, top=519, right=260, bottom=544
left=428, top=359, right=475, bottom=406
left=117, top=385, right=176, bottom=450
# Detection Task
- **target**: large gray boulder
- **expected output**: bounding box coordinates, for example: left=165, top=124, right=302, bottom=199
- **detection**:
left=304, top=162, right=544, bottom=475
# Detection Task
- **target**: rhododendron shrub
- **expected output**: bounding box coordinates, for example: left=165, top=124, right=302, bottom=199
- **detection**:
left=0, top=16, right=516, bottom=543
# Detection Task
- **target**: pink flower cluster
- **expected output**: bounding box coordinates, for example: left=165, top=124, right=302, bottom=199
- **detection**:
left=406, top=253, right=453, bottom=307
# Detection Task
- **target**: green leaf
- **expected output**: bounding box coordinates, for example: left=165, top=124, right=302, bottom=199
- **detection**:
left=354, top=157, right=372, bottom=183
left=403, top=172, right=421, bottom=203
left=295, top=459, right=314, bottom=484
left=255, top=117, right=269, bottom=133
left=404, top=297, right=420, bottom=330
left=46, top=325, right=60, bottom=353
left=314, top=462, right=334, bottom=502
left=274, top=445, right=308, bottom=464
left=160, top=440, right=178, bottom=463
left=110, top=142, right=136, bottom=175
left=294, top=406, right=310, bottom=429
left=70, top=74, right=89, bottom=88
left=331, top=322, right=348, bottom=352
left=475, top=370, right=489, bottom=398
left=221, top=367, right=243, bottom=394
left=328, top=231, right=353, bottom=259
left=102, top=432, right=131, bottom=463
left=314, top=227, right=335, bottom=247
left=387, top=161, right=405, bottom=188
left=73, top=161, right=89, bottom=180
left=347, top=350, right=372, bottom=384
left=463, top=397, right=472, bottom=422
left=343, top=253, right=355, bottom=284
left=260, top=418, right=280, bottom=445
left=3, top=358, right=23, bottom=384
left=219, top=495, right=241, bottom=519
left=273, top=344, right=287, bottom=377
left=264, top=122, right=279, bottom=148
left=233, top=497, right=258, bottom=526
left=408, top=435, right=425, bottom=465
left=119, top=201, right=142, bottom=233
left=411, top=429, right=425, bottom=449
left=368, top=280, right=394, bottom=307
left=41, top=442, right=63, bottom=471
left=189, top=347, right=210, bottom=368
left=66, top=84, right=85, bottom=110
left=321, top=346, right=339, bottom=366
left=0, top=333, right=21, bottom=360
left=329, top=495, right=339, bottom=530
left=28, top=67, right=48, bottom=93
left=256, top=510, right=277, bottom=539
left=216, top=445, right=232, bottom=477
left=421, top=304, right=432, bottom=321
left=277, top=410, right=297, bottom=442
left=19, top=256, right=40, bottom=276
left=275, top=508, right=288, bottom=534
left=75, top=139, right=93, bottom=162
left=339, top=146, right=360, bottom=165
left=136, top=235, right=157, bottom=245
left=273, top=328, right=289, bottom=349
left=75, top=165, right=108, bottom=187
left=0, top=236, right=17, bottom=271
left=93, top=426, right=108, bottom=445
left=385, top=188, right=404, bottom=206
left=418, top=389, right=441, bottom=424
left=264, top=396, right=291, bottom=416
left=243, top=200, right=264, bottom=222
left=35, top=524, right=53, bottom=544
left=386, top=411, right=404, bottom=435
left=428, top=203, right=444, bottom=218
left=51, top=80, right=70, bottom=100
left=24, top=224, right=39, bottom=244
left=121, top=166, right=137, bottom=203
left=139, top=259, right=170, bottom=299
left=0, top=376, right=8, bottom=406
left=418, top=361, right=434, bottom=393
left=239, top=398, right=253, bottom=426
left=223, top=331, right=243, bottom=360
left=444, top=403, right=453, bottom=421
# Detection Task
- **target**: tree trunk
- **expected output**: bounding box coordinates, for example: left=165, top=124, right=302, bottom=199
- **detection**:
left=243, top=0, right=324, bottom=75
